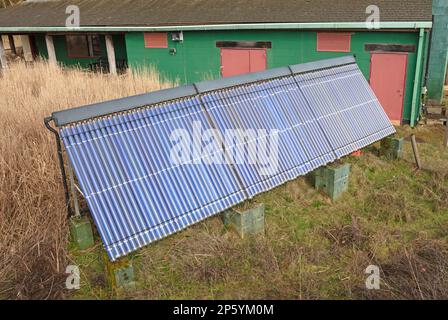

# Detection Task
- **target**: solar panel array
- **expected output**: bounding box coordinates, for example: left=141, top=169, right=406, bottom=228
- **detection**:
left=201, top=75, right=336, bottom=198
left=60, top=97, right=246, bottom=259
left=294, top=64, right=395, bottom=157
left=56, top=57, right=395, bottom=261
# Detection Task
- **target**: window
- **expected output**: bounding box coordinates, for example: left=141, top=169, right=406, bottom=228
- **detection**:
left=317, top=32, right=351, bottom=52
left=144, top=32, right=168, bottom=48
left=66, top=35, right=102, bottom=58
left=216, top=41, right=272, bottom=49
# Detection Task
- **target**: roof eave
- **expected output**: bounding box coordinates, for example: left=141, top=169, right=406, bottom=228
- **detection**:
left=0, top=21, right=433, bottom=33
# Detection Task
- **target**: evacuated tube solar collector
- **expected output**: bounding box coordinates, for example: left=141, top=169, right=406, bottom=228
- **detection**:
left=45, top=56, right=395, bottom=261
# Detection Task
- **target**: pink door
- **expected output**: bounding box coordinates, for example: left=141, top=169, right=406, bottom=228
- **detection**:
left=221, top=48, right=267, bottom=77
left=249, top=49, right=267, bottom=73
left=370, top=53, right=407, bottom=123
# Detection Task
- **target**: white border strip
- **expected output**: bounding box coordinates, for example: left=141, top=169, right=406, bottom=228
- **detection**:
left=0, top=22, right=432, bottom=33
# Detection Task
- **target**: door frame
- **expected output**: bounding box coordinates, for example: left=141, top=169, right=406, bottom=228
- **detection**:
left=220, top=47, right=267, bottom=77
left=369, top=51, right=408, bottom=125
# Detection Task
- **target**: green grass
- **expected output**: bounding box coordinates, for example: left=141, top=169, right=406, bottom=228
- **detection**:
left=69, top=125, right=448, bottom=300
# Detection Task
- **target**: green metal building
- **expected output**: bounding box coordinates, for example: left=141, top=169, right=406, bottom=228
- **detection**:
left=427, top=0, right=448, bottom=104
left=0, top=0, right=433, bottom=126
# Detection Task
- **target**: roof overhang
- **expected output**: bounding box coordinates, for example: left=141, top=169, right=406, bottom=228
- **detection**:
left=0, top=21, right=433, bottom=33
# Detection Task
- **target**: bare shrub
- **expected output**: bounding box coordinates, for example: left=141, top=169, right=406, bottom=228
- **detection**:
left=353, top=240, right=448, bottom=300
left=322, top=220, right=370, bottom=250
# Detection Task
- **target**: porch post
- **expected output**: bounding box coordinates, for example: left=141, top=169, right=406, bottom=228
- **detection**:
left=20, top=35, right=34, bottom=62
left=0, top=35, right=7, bottom=69
left=444, top=120, right=448, bottom=148
left=410, top=28, right=425, bottom=127
left=45, top=34, right=57, bottom=65
left=8, top=35, right=16, bottom=55
left=105, top=34, right=117, bottom=75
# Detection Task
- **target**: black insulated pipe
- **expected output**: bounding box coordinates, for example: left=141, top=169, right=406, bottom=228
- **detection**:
left=44, top=116, right=73, bottom=218
left=424, top=16, right=434, bottom=86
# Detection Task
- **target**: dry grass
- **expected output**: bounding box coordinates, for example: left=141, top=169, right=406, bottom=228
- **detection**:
left=0, top=61, right=172, bottom=299
left=1, top=61, right=447, bottom=300
left=129, top=217, right=325, bottom=300
left=120, top=125, right=448, bottom=300
left=352, top=240, right=448, bottom=299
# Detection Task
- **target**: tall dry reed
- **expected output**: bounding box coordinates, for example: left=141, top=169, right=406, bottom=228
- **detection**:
left=0, top=61, right=172, bottom=299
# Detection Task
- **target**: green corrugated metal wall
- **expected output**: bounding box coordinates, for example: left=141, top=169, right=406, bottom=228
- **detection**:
left=34, top=34, right=128, bottom=68
left=427, top=0, right=448, bottom=104
left=31, top=29, right=428, bottom=124
left=125, top=30, right=426, bottom=124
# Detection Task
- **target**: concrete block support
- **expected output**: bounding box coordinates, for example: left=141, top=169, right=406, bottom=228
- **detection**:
left=105, top=257, right=136, bottom=291
left=427, top=0, right=448, bottom=104
left=222, top=203, right=265, bottom=238
left=313, top=163, right=350, bottom=201
left=380, top=136, right=404, bottom=160
left=70, top=216, right=95, bottom=250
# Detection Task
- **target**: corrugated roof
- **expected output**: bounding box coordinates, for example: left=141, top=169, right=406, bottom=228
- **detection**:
left=54, top=56, right=395, bottom=260
left=0, top=0, right=432, bottom=28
